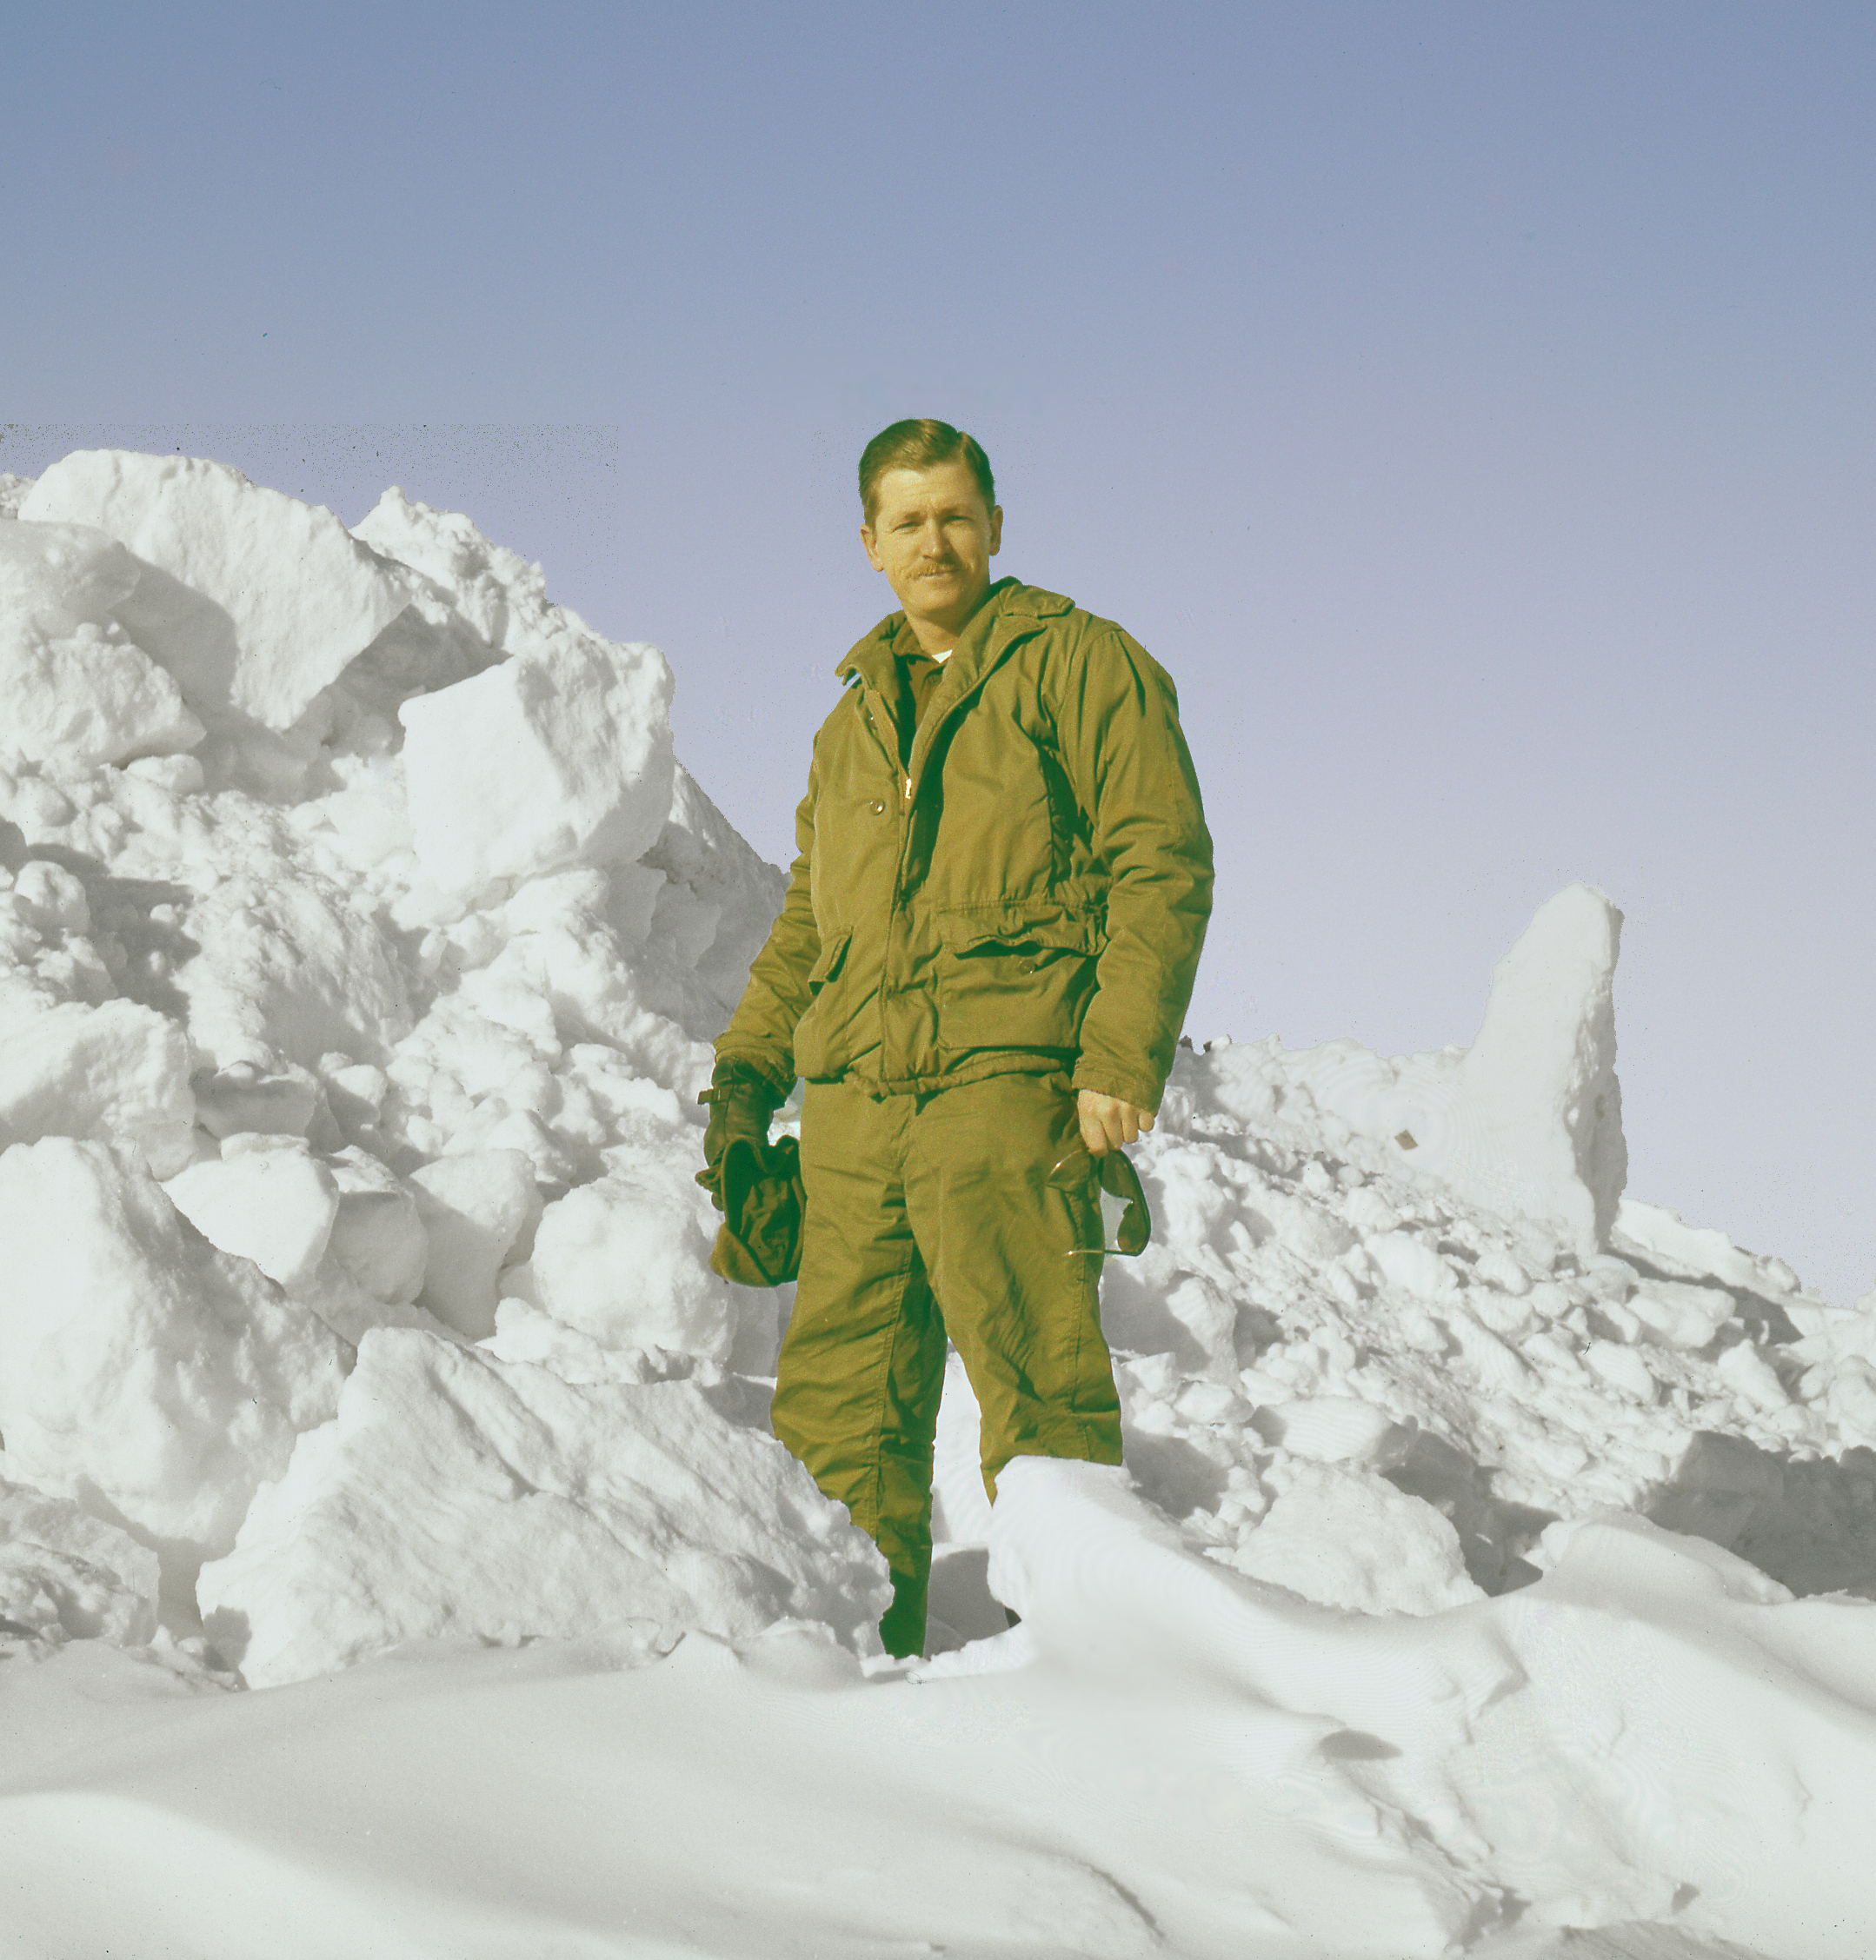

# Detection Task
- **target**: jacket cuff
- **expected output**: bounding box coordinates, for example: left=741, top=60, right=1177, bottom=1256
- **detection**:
left=713, top=1048, right=796, bottom=1102
left=1070, top=1064, right=1162, bottom=1115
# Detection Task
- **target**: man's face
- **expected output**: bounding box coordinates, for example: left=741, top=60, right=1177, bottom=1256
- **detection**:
left=861, top=460, right=1003, bottom=639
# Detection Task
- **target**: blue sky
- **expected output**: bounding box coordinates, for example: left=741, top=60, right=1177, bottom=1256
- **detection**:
left=4, top=3, right=1872, bottom=1296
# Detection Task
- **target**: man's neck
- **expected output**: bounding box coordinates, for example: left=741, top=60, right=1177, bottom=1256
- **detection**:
left=901, top=580, right=995, bottom=655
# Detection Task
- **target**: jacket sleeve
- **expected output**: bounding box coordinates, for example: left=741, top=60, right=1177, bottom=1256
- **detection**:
left=1053, top=624, right=1214, bottom=1113
left=713, top=754, right=822, bottom=1096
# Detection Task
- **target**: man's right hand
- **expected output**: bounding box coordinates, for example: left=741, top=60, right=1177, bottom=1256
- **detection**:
left=696, top=1062, right=785, bottom=1210
left=1076, top=1087, right=1155, bottom=1156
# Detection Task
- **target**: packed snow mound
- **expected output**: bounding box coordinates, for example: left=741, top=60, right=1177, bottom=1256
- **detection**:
left=0, top=452, right=804, bottom=1667
left=198, top=1327, right=891, bottom=1686
left=3, top=448, right=1873, bottom=1739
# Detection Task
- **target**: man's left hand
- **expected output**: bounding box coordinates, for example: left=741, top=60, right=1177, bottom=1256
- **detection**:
left=1077, top=1088, right=1154, bottom=1156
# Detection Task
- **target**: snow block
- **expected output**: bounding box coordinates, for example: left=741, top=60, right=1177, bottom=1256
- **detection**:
left=0, top=998, right=196, bottom=1177
left=1285, top=885, right=1626, bottom=1252
left=1456, top=883, right=1627, bottom=1247
left=326, top=1147, right=428, bottom=1306
left=0, top=1139, right=348, bottom=1593
left=409, top=1149, right=539, bottom=1338
left=530, top=1145, right=729, bottom=1360
left=0, top=1477, right=161, bottom=1649
left=0, top=515, right=141, bottom=622
left=173, top=867, right=415, bottom=1073
left=164, top=1139, right=342, bottom=1291
left=353, top=487, right=559, bottom=657
left=0, top=521, right=204, bottom=767
left=190, top=1061, right=324, bottom=1142
left=197, top=1327, right=892, bottom=1686
left=398, top=629, right=676, bottom=899
left=1226, top=1464, right=1485, bottom=1615
left=19, top=452, right=412, bottom=730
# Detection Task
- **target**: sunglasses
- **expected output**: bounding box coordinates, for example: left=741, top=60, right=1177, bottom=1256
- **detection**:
left=1046, top=1145, right=1152, bottom=1258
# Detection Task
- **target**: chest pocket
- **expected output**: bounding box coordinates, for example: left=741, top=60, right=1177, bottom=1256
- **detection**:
left=935, top=907, right=1103, bottom=1057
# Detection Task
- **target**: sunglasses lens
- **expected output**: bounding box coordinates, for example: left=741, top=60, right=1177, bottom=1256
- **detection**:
left=1046, top=1146, right=1151, bottom=1255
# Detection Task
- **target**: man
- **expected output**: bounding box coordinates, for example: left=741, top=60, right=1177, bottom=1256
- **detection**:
left=701, top=419, right=1213, bottom=1657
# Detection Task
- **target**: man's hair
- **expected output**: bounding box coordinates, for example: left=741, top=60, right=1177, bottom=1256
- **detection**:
left=859, top=419, right=995, bottom=524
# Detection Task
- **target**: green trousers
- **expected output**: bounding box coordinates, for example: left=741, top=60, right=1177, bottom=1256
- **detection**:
left=770, top=1070, right=1124, bottom=1658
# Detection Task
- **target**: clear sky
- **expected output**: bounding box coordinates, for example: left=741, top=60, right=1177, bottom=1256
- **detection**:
left=4, top=3, right=1872, bottom=1299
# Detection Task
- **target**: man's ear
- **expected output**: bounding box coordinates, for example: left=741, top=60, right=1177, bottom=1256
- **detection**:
left=988, top=505, right=1004, bottom=556
left=860, top=523, right=884, bottom=572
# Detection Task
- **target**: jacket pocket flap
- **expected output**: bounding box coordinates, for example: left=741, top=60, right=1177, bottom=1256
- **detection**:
left=936, top=906, right=1104, bottom=957
left=807, top=927, right=854, bottom=987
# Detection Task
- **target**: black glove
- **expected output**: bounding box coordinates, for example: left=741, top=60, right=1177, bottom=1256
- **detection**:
left=710, top=1133, right=808, bottom=1287
left=695, top=1060, right=785, bottom=1211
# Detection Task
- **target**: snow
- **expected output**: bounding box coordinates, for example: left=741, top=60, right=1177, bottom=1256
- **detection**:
left=0, top=1478, right=160, bottom=1652
left=1275, top=883, right=1625, bottom=1254
left=526, top=1142, right=734, bottom=1359
left=18, top=451, right=413, bottom=731
left=0, top=995, right=195, bottom=1174
left=405, top=1146, right=540, bottom=1335
left=0, top=449, right=1871, bottom=1958
left=166, top=1138, right=343, bottom=1291
left=398, top=627, right=676, bottom=900
left=0, top=1138, right=348, bottom=1601
left=0, top=520, right=204, bottom=768
left=197, top=1327, right=889, bottom=1688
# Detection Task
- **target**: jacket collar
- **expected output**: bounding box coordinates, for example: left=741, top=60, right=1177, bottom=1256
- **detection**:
left=835, top=578, right=1069, bottom=694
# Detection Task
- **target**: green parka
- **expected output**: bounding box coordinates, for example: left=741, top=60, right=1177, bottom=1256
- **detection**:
left=716, top=578, right=1214, bottom=1114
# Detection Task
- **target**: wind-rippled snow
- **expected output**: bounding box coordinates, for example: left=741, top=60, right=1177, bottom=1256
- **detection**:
left=0, top=451, right=1870, bottom=1959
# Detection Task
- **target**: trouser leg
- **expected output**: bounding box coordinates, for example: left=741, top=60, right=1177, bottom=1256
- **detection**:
left=904, top=1072, right=1123, bottom=1497
left=771, top=1080, right=947, bottom=1658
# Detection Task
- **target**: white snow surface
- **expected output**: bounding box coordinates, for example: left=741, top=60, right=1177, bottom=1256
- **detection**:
left=0, top=452, right=1871, bottom=1960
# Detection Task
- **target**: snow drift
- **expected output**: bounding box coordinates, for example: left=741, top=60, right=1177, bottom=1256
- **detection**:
left=1, top=450, right=1873, bottom=1958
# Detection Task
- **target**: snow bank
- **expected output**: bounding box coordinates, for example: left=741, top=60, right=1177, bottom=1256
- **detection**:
left=198, top=1327, right=889, bottom=1686
left=961, top=1455, right=1876, bottom=1954
left=2, top=447, right=1873, bottom=1958
left=0, top=453, right=805, bottom=1669
left=962, top=939, right=1873, bottom=1621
